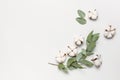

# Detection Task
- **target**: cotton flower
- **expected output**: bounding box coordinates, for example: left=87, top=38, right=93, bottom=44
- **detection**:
left=67, top=45, right=78, bottom=57
left=55, top=51, right=67, bottom=63
left=74, top=35, right=84, bottom=47
left=104, top=25, right=116, bottom=39
left=91, top=54, right=102, bottom=68
left=88, top=9, right=98, bottom=20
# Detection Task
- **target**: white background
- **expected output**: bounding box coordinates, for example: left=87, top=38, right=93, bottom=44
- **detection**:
left=0, top=0, right=120, bottom=80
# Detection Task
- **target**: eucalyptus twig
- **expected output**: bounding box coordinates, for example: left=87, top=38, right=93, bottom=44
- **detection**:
left=48, top=62, right=58, bottom=66
left=49, top=31, right=101, bottom=73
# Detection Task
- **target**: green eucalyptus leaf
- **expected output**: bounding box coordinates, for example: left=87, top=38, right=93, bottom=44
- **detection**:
left=80, top=55, right=87, bottom=60
left=71, top=62, right=83, bottom=69
left=71, top=62, right=78, bottom=69
left=58, top=63, right=68, bottom=73
left=86, top=42, right=96, bottom=52
left=68, top=66, right=76, bottom=70
left=76, top=17, right=87, bottom=25
left=81, top=49, right=87, bottom=56
left=76, top=49, right=87, bottom=62
left=87, top=31, right=93, bottom=43
left=80, top=59, right=94, bottom=67
left=76, top=53, right=83, bottom=62
left=76, top=53, right=87, bottom=62
left=77, top=10, right=86, bottom=18
left=86, top=52, right=94, bottom=56
left=92, top=33, right=100, bottom=42
left=67, top=57, right=76, bottom=68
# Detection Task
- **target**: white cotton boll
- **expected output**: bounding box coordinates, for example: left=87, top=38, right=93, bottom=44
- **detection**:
left=92, top=15, right=98, bottom=20
left=75, top=40, right=82, bottom=46
left=67, top=47, right=72, bottom=53
left=111, top=30, right=116, bottom=35
left=93, top=9, right=98, bottom=17
left=94, top=60, right=102, bottom=68
left=74, top=36, right=83, bottom=46
left=88, top=11, right=92, bottom=18
left=56, top=54, right=62, bottom=63
left=110, top=26, right=115, bottom=30
left=104, top=31, right=109, bottom=37
left=69, top=52, right=76, bottom=57
left=56, top=56, right=66, bottom=63
left=56, top=57, right=63, bottom=63
left=67, top=45, right=78, bottom=57
left=91, top=54, right=102, bottom=68
left=55, top=51, right=67, bottom=63
left=107, top=33, right=113, bottom=39
left=69, top=48, right=78, bottom=57
left=73, top=48, right=78, bottom=54
left=61, top=56, right=66, bottom=62
left=104, top=25, right=116, bottom=39
left=93, top=9, right=98, bottom=15
left=88, top=9, right=98, bottom=20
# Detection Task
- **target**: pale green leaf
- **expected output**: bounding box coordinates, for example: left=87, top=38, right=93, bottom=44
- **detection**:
left=86, top=42, right=96, bottom=52
left=77, top=10, right=86, bottom=18
left=58, top=63, right=68, bottom=73
left=68, top=66, right=76, bottom=70
left=76, top=49, right=87, bottom=62
left=80, top=59, right=94, bottom=67
left=81, top=49, right=87, bottom=56
left=92, top=33, right=100, bottom=42
left=76, top=53, right=83, bottom=62
left=80, top=55, right=87, bottom=60
left=71, top=62, right=83, bottom=69
left=87, top=31, right=94, bottom=43
left=67, top=57, right=76, bottom=68
left=76, top=17, right=87, bottom=25
left=86, top=52, right=94, bottom=56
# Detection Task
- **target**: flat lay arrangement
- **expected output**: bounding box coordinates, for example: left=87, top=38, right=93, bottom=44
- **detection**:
left=0, top=0, right=119, bottom=80
left=48, top=9, right=116, bottom=73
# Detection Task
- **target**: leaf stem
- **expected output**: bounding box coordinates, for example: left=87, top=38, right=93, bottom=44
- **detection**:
left=48, top=62, right=58, bottom=66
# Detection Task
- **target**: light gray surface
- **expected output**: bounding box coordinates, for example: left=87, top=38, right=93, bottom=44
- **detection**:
left=0, top=0, right=120, bottom=80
